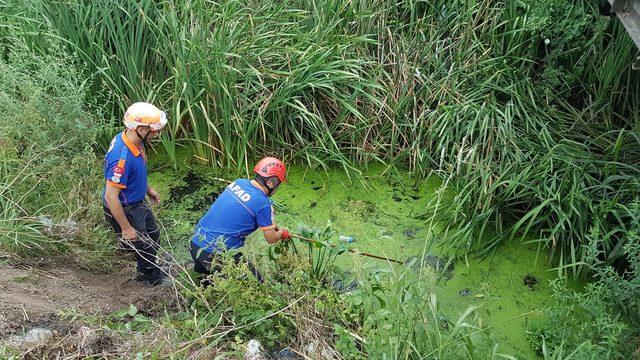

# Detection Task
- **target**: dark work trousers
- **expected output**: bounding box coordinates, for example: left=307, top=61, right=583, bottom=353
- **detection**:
left=104, top=201, right=162, bottom=280
left=189, top=241, right=264, bottom=283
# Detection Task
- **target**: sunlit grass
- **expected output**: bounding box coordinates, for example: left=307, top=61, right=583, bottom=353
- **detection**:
left=2, top=0, right=638, bottom=276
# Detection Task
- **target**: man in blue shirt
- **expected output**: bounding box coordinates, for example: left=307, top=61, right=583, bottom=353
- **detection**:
left=190, top=157, right=292, bottom=281
left=103, top=102, right=168, bottom=286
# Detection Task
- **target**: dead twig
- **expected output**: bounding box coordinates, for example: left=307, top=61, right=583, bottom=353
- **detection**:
left=21, top=304, right=29, bottom=321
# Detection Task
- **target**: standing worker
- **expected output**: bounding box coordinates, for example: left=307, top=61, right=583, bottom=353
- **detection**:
left=103, top=102, right=168, bottom=286
left=190, top=157, right=292, bottom=282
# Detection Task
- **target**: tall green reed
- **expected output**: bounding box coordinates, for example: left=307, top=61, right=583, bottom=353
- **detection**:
left=3, top=0, right=639, bottom=275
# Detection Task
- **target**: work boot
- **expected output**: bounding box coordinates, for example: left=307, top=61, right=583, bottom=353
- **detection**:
left=157, top=253, right=174, bottom=273
left=145, top=269, right=172, bottom=287
left=134, top=271, right=147, bottom=282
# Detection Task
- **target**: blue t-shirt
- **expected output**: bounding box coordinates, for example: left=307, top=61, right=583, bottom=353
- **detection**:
left=191, top=179, right=275, bottom=253
left=103, top=132, right=148, bottom=205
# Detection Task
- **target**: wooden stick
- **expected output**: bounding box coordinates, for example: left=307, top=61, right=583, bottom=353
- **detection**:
left=291, top=234, right=404, bottom=265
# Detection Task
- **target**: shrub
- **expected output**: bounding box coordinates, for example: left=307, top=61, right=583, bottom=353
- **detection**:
left=0, top=40, right=106, bottom=257
left=533, top=201, right=640, bottom=358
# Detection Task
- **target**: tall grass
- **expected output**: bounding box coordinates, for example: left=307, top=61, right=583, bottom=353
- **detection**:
left=2, top=0, right=639, bottom=275
left=0, top=40, right=105, bottom=256
left=0, top=155, right=47, bottom=252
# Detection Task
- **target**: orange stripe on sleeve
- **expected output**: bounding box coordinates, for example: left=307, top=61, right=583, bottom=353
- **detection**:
left=106, top=180, right=126, bottom=189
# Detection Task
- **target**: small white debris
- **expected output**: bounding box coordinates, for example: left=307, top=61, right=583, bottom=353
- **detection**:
left=304, top=340, right=319, bottom=355
left=37, top=215, right=79, bottom=238
left=244, top=339, right=265, bottom=360
left=320, top=348, right=335, bottom=359
left=6, top=327, right=54, bottom=348
left=23, top=327, right=53, bottom=344
left=37, top=215, right=53, bottom=230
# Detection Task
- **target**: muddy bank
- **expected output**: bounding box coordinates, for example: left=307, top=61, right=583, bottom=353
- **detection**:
left=0, top=256, right=179, bottom=342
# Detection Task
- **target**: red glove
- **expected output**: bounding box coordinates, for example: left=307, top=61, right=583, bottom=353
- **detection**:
left=280, top=229, right=292, bottom=240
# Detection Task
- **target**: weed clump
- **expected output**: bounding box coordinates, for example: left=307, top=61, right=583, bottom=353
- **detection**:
left=0, top=42, right=109, bottom=261
left=182, top=224, right=502, bottom=358
left=531, top=203, right=640, bottom=358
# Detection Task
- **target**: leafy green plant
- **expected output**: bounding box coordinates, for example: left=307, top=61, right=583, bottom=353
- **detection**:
left=1, top=1, right=640, bottom=356
left=187, top=254, right=294, bottom=349
left=532, top=201, right=640, bottom=358
left=268, top=222, right=347, bottom=282
left=297, top=223, right=346, bottom=281
left=336, top=264, right=509, bottom=359
left=534, top=279, right=627, bottom=359
left=0, top=40, right=106, bottom=256
left=111, top=305, right=153, bottom=332
left=3, top=0, right=639, bottom=276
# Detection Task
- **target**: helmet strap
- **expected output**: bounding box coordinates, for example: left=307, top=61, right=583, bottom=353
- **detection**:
left=256, top=176, right=277, bottom=196
left=135, top=127, right=150, bottom=144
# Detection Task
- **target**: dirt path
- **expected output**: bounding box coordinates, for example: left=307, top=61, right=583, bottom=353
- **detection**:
left=0, top=257, right=170, bottom=338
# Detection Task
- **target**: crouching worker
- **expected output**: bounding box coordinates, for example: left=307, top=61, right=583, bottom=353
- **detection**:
left=103, top=102, right=168, bottom=286
left=190, top=157, right=292, bottom=283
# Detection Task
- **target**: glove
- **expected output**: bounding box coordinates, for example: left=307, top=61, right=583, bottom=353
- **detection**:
left=280, top=229, right=292, bottom=240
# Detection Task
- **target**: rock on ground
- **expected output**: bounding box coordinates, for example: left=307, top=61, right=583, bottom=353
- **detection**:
left=4, top=327, right=53, bottom=349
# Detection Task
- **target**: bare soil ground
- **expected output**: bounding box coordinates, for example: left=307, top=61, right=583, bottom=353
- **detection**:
left=0, top=255, right=175, bottom=339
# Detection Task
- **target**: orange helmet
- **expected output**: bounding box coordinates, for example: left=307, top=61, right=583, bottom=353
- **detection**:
left=124, top=102, right=168, bottom=131
left=254, top=157, right=287, bottom=182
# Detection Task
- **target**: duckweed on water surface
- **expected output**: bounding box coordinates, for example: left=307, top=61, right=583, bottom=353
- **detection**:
left=148, top=163, right=558, bottom=358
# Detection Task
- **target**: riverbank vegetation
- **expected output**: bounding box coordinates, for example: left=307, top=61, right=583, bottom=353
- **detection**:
left=0, top=0, right=638, bottom=358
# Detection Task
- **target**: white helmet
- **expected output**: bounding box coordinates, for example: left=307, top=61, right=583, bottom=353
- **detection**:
left=123, top=102, right=168, bottom=131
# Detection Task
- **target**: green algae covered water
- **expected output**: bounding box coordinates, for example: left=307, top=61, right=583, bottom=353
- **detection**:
left=148, top=162, right=557, bottom=359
